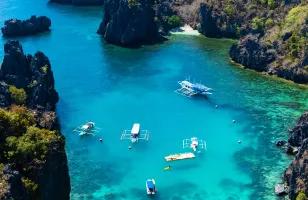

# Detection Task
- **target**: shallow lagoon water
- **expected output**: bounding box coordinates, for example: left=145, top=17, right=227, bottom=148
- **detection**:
left=1, top=2, right=308, bottom=200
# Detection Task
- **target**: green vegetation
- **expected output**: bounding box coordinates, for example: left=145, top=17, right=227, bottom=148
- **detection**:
left=296, top=192, right=308, bottom=200
left=258, top=0, right=276, bottom=9
left=40, top=64, right=48, bottom=74
left=287, top=33, right=306, bottom=58
left=28, top=80, right=38, bottom=88
left=224, top=3, right=235, bottom=16
left=8, top=86, right=27, bottom=105
left=22, top=177, right=38, bottom=196
left=251, top=17, right=265, bottom=31
left=265, top=18, right=274, bottom=28
left=128, top=0, right=139, bottom=8
left=0, top=106, right=61, bottom=198
left=166, top=15, right=182, bottom=29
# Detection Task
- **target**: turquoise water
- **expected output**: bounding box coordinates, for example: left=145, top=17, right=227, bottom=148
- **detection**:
left=1, top=2, right=308, bottom=200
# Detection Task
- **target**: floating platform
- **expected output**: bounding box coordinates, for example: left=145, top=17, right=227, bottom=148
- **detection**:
left=164, top=152, right=195, bottom=162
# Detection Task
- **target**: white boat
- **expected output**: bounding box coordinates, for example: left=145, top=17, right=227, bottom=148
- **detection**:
left=175, top=80, right=212, bottom=97
left=190, top=137, right=199, bottom=152
left=120, top=123, right=149, bottom=143
left=74, top=121, right=99, bottom=136
left=130, top=123, right=140, bottom=143
left=183, top=137, right=206, bottom=152
left=146, top=179, right=156, bottom=195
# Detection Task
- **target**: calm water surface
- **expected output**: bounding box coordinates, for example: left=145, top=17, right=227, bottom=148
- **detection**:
left=1, top=1, right=308, bottom=199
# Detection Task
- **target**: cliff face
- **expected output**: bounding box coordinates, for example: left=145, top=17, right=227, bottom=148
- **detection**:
left=284, top=112, right=308, bottom=199
left=160, top=0, right=307, bottom=83
left=50, top=0, right=104, bottom=6
left=97, top=0, right=162, bottom=47
left=1, top=16, right=51, bottom=37
left=0, top=40, right=70, bottom=200
left=0, top=40, right=59, bottom=110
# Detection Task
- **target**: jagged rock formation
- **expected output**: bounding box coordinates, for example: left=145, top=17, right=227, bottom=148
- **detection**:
left=229, top=34, right=277, bottom=71
left=159, top=0, right=307, bottom=83
left=49, top=0, right=104, bottom=6
left=284, top=112, right=308, bottom=199
left=1, top=16, right=51, bottom=37
left=0, top=40, right=58, bottom=110
left=0, top=40, right=70, bottom=200
left=97, top=0, right=162, bottom=47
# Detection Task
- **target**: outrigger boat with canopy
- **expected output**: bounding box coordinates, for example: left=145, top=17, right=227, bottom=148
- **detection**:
left=120, top=123, right=150, bottom=143
left=175, top=80, right=213, bottom=98
left=73, top=122, right=100, bottom=136
left=183, top=137, right=207, bottom=152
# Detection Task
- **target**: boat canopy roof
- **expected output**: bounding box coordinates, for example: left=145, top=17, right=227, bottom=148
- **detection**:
left=146, top=180, right=155, bottom=189
left=131, top=123, right=140, bottom=135
left=181, top=80, right=193, bottom=87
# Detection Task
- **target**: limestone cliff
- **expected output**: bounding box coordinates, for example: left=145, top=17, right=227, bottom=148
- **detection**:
left=284, top=112, right=308, bottom=199
left=0, top=40, right=70, bottom=200
left=97, top=0, right=162, bottom=47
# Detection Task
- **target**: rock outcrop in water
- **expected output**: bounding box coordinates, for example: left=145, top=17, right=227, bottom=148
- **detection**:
left=0, top=40, right=58, bottom=110
left=1, top=16, right=51, bottom=37
left=283, top=112, right=308, bottom=199
left=97, top=0, right=162, bottom=47
left=0, top=40, right=70, bottom=200
left=49, top=0, right=104, bottom=6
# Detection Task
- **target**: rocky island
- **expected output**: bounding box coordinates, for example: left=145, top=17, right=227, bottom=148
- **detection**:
left=1, top=16, right=51, bottom=37
left=0, top=40, right=70, bottom=200
left=97, top=0, right=162, bottom=47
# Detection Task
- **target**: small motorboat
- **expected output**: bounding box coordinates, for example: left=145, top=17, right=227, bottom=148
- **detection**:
left=183, top=137, right=206, bottom=152
left=146, top=179, right=156, bottom=195
left=190, top=137, right=199, bottom=152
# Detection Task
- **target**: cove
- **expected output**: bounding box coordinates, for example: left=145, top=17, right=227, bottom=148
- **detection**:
left=1, top=1, right=308, bottom=200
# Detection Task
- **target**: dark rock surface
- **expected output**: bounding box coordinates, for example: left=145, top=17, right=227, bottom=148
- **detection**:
left=1, top=165, right=29, bottom=200
left=50, top=0, right=104, bottom=6
left=288, top=112, right=308, bottom=147
left=0, top=40, right=70, bottom=200
left=0, top=40, right=59, bottom=110
left=97, top=0, right=162, bottom=47
left=1, top=16, right=51, bottom=37
left=284, top=112, right=308, bottom=199
left=229, top=34, right=276, bottom=72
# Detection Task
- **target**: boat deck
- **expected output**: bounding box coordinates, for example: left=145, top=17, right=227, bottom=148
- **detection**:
left=164, top=152, right=195, bottom=162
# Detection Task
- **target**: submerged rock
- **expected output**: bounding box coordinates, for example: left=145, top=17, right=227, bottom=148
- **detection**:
left=49, top=0, right=104, bottom=6
left=97, top=0, right=162, bottom=47
left=1, top=16, right=51, bottom=37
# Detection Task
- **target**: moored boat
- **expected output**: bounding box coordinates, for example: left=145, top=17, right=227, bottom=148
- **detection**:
left=146, top=179, right=156, bottom=195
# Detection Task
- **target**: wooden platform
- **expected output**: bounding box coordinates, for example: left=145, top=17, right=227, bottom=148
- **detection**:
left=164, top=152, right=195, bottom=162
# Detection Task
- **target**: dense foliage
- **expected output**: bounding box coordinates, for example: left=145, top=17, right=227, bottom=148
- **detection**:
left=0, top=106, right=62, bottom=198
left=8, top=86, right=27, bottom=105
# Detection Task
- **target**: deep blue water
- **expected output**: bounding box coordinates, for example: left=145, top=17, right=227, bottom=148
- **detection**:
left=1, top=1, right=308, bottom=200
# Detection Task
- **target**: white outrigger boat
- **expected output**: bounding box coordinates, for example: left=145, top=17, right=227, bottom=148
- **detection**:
left=146, top=179, right=156, bottom=195
left=183, top=137, right=207, bottom=152
left=74, top=122, right=99, bottom=136
left=120, top=123, right=150, bottom=143
left=175, top=80, right=212, bottom=98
